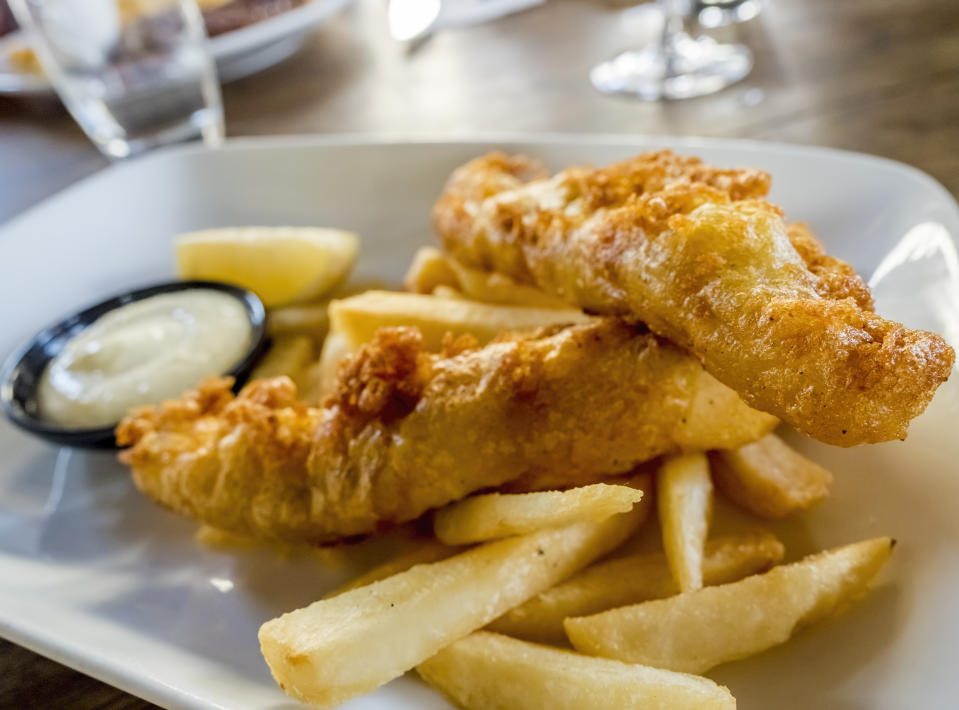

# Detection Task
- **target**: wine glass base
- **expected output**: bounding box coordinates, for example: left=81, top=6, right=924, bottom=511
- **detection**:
left=591, top=35, right=753, bottom=101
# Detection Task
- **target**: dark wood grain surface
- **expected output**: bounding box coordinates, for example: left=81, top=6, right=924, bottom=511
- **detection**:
left=1, top=0, right=957, bottom=707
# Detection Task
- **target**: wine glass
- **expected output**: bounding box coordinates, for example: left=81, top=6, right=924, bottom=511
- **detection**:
left=591, top=0, right=753, bottom=101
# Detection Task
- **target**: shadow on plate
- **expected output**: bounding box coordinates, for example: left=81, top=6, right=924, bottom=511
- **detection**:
left=711, top=582, right=903, bottom=709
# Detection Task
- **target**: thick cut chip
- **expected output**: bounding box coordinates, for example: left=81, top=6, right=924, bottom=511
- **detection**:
left=446, top=257, right=570, bottom=309
left=324, top=539, right=460, bottom=598
left=434, top=483, right=644, bottom=545
left=268, top=303, right=331, bottom=340
left=329, top=290, right=592, bottom=351
left=417, top=631, right=736, bottom=710
left=404, top=246, right=461, bottom=294
left=710, top=434, right=833, bottom=518
left=259, top=508, right=644, bottom=709
left=488, top=531, right=784, bottom=644
left=674, top=371, right=779, bottom=451
left=250, top=335, right=315, bottom=390
left=403, top=246, right=568, bottom=308
left=658, top=453, right=713, bottom=592
left=566, top=537, right=893, bottom=674
left=305, top=329, right=352, bottom=402
left=431, top=285, right=467, bottom=300
left=194, top=524, right=343, bottom=560
left=174, top=227, right=358, bottom=307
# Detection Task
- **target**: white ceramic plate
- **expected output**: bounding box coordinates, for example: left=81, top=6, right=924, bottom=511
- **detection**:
left=0, top=0, right=351, bottom=95
left=1, top=135, right=958, bottom=710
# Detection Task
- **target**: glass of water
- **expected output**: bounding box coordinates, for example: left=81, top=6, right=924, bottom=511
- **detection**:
left=9, top=0, right=223, bottom=158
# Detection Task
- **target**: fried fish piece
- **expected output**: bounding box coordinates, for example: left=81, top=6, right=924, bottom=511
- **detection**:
left=434, top=150, right=955, bottom=446
left=117, top=320, right=775, bottom=545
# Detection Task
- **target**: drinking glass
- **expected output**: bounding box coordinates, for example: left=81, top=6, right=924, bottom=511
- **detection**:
left=591, top=0, right=753, bottom=101
left=9, top=0, right=223, bottom=158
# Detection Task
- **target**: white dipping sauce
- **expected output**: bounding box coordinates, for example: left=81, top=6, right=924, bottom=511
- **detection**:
left=38, top=290, right=252, bottom=428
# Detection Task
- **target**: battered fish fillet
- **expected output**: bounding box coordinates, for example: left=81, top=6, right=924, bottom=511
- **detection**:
left=117, top=320, right=775, bottom=545
left=434, top=151, right=955, bottom=445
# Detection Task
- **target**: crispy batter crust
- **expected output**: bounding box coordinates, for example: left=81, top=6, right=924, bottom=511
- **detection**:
left=434, top=151, right=954, bottom=445
left=785, top=222, right=874, bottom=310
left=118, top=321, right=774, bottom=544
left=118, top=378, right=326, bottom=541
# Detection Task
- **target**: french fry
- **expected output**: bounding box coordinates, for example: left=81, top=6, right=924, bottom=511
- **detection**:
left=259, top=507, right=645, bottom=709
left=194, top=524, right=346, bottom=562
left=446, top=257, right=570, bottom=309
left=499, top=464, right=658, bottom=496
left=434, top=483, right=644, bottom=545
left=250, top=335, right=315, bottom=390
left=194, top=524, right=264, bottom=551
left=329, top=290, right=592, bottom=351
left=658, top=453, right=713, bottom=592
left=674, top=369, right=778, bottom=450
left=488, top=530, right=784, bottom=644
left=297, top=362, right=327, bottom=404
left=431, top=284, right=467, bottom=300
left=404, top=246, right=460, bottom=294
left=417, top=631, right=736, bottom=710
left=324, top=539, right=461, bottom=598
left=268, top=303, right=331, bottom=340
left=566, top=537, right=893, bottom=674
left=710, top=433, right=833, bottom=518
left=403, top=246, right=569, bottom=309
left=306, top=329, right=352, bottom=401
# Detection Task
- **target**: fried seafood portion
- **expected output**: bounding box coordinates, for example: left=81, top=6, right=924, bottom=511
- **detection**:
left=117, top=320, right=775, bottom=544
left=434, top=151, right=954, bottom=445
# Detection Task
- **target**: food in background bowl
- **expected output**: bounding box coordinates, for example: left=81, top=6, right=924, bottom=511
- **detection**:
left=199, top=0, right=308, bottom=36
left=1, top=0, right=311, bottom=76
left=0, top=0, right=309, bottom=37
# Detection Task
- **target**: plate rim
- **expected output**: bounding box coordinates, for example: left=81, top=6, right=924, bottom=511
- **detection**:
left=0, top=609, right=217, bottom=710
left=2, top=132, right=957, bottom=235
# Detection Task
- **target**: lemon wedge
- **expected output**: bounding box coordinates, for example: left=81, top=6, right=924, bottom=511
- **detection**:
left=174, top=227, right=359, bottom=307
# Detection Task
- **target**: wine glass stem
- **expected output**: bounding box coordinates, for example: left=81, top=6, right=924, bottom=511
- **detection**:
left=658, top=0, right=691, bottom=77
left=660, top=0, right=689, bottom=36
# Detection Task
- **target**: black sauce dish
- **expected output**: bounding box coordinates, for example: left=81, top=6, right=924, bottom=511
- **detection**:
left=0, top=280, right=269, bottom=449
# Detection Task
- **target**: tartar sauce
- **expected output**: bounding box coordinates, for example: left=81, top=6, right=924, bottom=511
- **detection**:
left=38, top=290, right=252, bottom=428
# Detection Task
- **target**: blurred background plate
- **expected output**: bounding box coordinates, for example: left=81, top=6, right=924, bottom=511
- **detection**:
left=1, top=135, right=958, bottom=710
left=0, top=0, right=352, bottom=96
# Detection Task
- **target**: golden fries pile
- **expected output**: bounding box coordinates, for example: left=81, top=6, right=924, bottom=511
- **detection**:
left=251, top=246, right=590, bottom=404
left=249, top=247, right=893, bottom=709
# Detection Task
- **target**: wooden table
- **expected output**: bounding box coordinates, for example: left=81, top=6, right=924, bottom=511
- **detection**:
left=1, top=0, right=956, bottom=706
